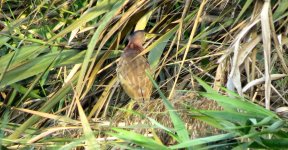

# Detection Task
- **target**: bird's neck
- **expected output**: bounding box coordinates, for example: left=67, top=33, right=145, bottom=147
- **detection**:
left=125, top=42, right=144, bottom=53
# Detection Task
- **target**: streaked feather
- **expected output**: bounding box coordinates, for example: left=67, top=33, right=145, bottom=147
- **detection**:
left=117, top=50, right=152, bottom=102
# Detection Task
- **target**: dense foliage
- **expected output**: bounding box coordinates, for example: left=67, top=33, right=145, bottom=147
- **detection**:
left=0, top=0, right=288, bottom=149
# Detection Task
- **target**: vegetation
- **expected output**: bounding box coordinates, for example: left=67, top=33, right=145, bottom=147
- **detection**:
left=0, top=0, right=288, bottom=149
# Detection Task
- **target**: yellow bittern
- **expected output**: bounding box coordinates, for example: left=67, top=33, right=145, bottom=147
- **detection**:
left=117, top=30, right=153, bottom=103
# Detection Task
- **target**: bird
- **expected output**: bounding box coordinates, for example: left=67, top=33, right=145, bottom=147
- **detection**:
left=117, top=30, right=153, bottom=103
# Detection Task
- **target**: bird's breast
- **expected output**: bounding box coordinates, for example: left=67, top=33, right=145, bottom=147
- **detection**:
left=117, top=51, right=153, bottom=101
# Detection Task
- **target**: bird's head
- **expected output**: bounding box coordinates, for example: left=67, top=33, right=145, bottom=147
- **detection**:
left=126, top=30, right=161, bottom=51
left=128, top=30, right=146, bottom=47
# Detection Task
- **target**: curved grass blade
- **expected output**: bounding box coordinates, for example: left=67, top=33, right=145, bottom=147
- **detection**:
left=146, top=71, right=189, bottom=142
left=108, top=128, right=169, bottom=150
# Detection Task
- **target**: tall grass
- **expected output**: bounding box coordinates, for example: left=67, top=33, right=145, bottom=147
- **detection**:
left=0, top=0, right=288, bottom=149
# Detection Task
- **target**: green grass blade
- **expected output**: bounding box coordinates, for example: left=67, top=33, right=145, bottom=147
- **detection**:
left=147, top=71, right=190, bottom=142
left=147, top=27, right=177, bottom=70
left=48, top=1, right=117, bottom=42
left=108, top=128, right=169, bottom=150
left=75, top=0, right=126, bottom=94
left=169, top=133, right=235, bottom=149
left=7, top=73, right=79, bottom=139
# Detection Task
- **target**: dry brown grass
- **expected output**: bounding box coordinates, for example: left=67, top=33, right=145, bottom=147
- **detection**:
left=1, top=0, right=288, bottom=149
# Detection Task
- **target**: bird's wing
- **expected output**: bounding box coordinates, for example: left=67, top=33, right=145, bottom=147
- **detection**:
left=117, top=55, right=153, bottom=101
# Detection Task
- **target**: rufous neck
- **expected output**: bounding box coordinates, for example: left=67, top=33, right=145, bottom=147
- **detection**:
left=125, top=42, right=144, bottom=52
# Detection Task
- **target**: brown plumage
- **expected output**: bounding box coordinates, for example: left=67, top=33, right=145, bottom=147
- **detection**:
left=117, top=31, right=153, bottom=103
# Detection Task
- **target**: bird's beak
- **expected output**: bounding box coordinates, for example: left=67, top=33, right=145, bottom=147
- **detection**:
left=145, top=32, right=162, bottom=40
